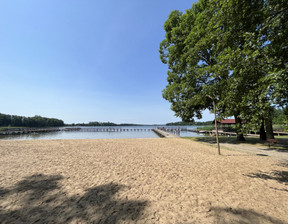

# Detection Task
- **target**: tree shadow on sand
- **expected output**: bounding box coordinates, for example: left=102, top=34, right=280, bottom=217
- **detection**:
left=276, top=161, right=288, bottom=168
left=0, top=174, right=148, bottom=223
left=211, top=206, right=287, bottom=224
left=190, top=137, right=288, bottom=151
left=190, top=136, right=264, bottom=145
left=244, top=164, right=288, bottom=193
left=244, top=170, right=288, bottom=185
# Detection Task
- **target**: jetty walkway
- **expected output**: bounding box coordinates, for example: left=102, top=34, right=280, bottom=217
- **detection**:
left=188, top=129, right=237, bottom=137
left=65, top=127, right=185, bottom=137
left=0, top=127, right=186, bottom=136
left=64, top=127, right=154, bottom=132
left=0, top=128, right=61, bottom=135
left=152, top=128, right=180, bottom=138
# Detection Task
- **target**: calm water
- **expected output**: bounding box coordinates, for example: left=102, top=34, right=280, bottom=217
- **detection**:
left=0, top=126, right=203, bottom=140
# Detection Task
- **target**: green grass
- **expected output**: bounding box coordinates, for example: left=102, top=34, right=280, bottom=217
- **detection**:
left=275, top=135, right=288, bottom=139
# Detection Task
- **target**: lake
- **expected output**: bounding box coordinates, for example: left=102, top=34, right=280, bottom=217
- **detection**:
left=0, top=126, right=204, bottom=140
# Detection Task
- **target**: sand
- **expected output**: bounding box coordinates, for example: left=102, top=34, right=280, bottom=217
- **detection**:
left=0, top=138, right=287, bottom=224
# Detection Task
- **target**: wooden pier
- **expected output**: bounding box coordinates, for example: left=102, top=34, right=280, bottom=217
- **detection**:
left=152, top=128, right=180, bottom=138
left=64, top=127, right=154, bottom=132
left=64, top=127, right=186, bottom=133
left=0, top=128, right=61, bottom=135
left=273, top=131, right=288, bottom=136
left=188, top=129, right=237, bottom=136
left=0, top=127, right=186, bottom=136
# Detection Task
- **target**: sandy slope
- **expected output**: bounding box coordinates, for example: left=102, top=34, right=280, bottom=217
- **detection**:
left=0, top=138, right=287, bottom=223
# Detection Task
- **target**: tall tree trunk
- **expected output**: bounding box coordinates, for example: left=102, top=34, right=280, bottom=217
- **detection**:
left=265, top=109, right=274, bottom=139
left=259, top=119, right=267, bottom=140
left=234, top=114, right=245, bottom=141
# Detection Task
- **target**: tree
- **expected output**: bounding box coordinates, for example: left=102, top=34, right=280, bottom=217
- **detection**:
left=0, top=113, right=11, bottom=126
left=160, top=0, right=246, bottom=140
left=0, top=113, right=64, bottom=127
left=208, top=0, right=271, bottom=140
left=160, top=0, right=288, bottom=141
left=160, top=1, right=222, bottom=120
left=223, top=0, right=288, bottom=139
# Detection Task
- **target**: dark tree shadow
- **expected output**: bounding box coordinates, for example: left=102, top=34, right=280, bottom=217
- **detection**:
left=269, top=187, right=288, bottom=193
left=189, top=136, right=265, bottom=145
left=189, top=136, right=288, bottom=151
left=277, top=161, right=288, bottom=168
left=0, top=174, right=148, bottom=223
left=211, top=206, right=287, bottom=224
left=0, top=187, right=9, bottom=197
left=244, top=161, right=288, bottom=193
left=257, top=147, right=288, bottom=153
left=244, top=170, right=288, bottom=185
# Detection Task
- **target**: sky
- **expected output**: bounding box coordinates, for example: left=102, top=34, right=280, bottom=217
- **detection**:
left=0, top=0, right=214, bottom=124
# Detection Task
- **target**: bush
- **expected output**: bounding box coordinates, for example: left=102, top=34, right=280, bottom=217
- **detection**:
left=197, top=125, right=214, bottom=131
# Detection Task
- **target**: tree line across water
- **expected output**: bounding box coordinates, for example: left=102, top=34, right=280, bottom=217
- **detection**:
left=1, top=108, right=286, bottom=131
left=0, top=113, right=64, bottom=128
left=70, top=122, right=118, bottom=126
left=0, top=114, right=155, bottom=128
left=160, top=0, right=288, bottom=141
left=166, top=121, right=213, bottom=126
left=166, top=109, right=287, bottom=131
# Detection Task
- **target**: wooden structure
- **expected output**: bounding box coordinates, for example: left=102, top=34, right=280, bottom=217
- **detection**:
left=188, top=129, right=237, bottom=136
left=212, top=119, right=238, bottom=132
left=153, top=128, right=180, bottom=138
left=266, top=139, right=278, bottom=147
left=0, top=128, right=61, bottom=135
left=0, top=127, right=187, bottom=136
left=64, top=127, right=186, bottom=133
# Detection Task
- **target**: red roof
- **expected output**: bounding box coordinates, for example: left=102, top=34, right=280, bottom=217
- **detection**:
left=213, top=119, right=245, bottom=124
left=220, top=119, right=236, bottom=124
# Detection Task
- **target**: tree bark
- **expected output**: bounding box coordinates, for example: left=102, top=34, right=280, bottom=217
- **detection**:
left=213, top=101, right=221, bottom=155
left=265, top=110, right=274, bottom=139
left=234, top=114, right=245, bottom=141
left=259, top=119, right=267, bottom=140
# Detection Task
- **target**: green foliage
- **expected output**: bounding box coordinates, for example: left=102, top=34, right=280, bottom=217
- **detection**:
left=159, top=2, right=219, bottom=122
left=273, top=109, right=287, bottom=124
left=160, top=0, right=288, bottom=136
left=86, top=122, right=117, bottom=126
left=273, top=108, right=288, bottom=131
left=0, top=113, right=64, bottom=127
left=196, top=125, right=214, bottom=131
left=166, top=121, right=213, bottom=126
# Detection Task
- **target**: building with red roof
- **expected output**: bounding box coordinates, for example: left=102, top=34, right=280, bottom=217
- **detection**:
left=218, top=119, right=236, bottom=124
left=212, top=119, right=242, bottom=132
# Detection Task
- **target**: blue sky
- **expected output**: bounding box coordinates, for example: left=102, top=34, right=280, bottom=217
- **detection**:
left=0, top=0, right=214, bottom=124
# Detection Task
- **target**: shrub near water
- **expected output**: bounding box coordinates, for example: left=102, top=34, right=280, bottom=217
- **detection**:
left=197, top=125, right=214, bottom=131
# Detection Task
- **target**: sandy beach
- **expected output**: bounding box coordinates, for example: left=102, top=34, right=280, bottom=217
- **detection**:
left=0, top=138, right=287, bottom=223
